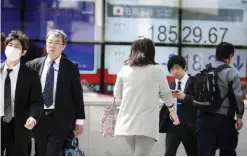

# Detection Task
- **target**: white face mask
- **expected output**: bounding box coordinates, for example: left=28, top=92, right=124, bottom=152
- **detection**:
left=5, top=47, right=22, bottom=61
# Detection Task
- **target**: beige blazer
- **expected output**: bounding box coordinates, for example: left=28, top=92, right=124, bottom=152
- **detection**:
left=113, top=65, right=174, bottom=141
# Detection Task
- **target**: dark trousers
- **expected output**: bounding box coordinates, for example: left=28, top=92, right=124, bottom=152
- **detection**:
left=197, top=113, right=238, bottom=156
left=165, top=124, right=198, bottom=156
left=1, top=118, right=28, bottom=156
left=34, top=110, right=68, bottom=156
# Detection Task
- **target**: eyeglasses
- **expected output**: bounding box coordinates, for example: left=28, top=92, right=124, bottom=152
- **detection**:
left=46, top=41, right=64, bottom=46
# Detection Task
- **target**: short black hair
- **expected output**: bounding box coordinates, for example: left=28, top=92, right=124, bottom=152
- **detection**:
left=167, top=55, right=186, bottom=72
left=5, top=30, right=29, bottom=51
left=125, top=36, right=158, bottom=66
left=216, top=42, right=234, bottom=61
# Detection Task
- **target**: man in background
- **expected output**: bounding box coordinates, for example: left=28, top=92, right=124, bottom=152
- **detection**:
left=197, top=42, right=244, bottom=156
left=162, top=55, right=198, bottom=156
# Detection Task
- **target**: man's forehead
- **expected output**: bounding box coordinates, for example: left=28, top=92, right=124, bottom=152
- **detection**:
left=172, top=64, right=183, bottom=68
left=47, top=34, right=63, bottom=42
left=9, top=39, right=21, bottom=45
left=173, top=64, right=181, bottom=67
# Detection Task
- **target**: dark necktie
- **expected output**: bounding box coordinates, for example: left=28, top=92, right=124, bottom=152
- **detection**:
left=176, top=81, right=184, bottom=124
left=4, top=69, right=13, bottom=123
left=43, top=61, right=55, bottom=108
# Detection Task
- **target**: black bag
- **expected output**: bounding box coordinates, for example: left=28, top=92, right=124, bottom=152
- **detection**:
left=159, top=105, right=172, bottom=133
left=62, top=132, right=85, bottom=156
left=193, top=63, right=231, bottom=112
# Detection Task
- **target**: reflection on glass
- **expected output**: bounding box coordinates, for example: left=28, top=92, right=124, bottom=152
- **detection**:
left=25, top=0, right=96, bottom=41
left=1, top=0, right=21, bottom=35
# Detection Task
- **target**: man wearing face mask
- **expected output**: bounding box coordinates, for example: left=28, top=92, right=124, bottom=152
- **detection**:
left=1, top=30, right=43, bottom=155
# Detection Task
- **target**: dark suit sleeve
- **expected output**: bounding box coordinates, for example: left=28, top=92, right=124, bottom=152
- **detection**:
left=29, top=70, right=44, bottom=122
left=182, top=77, right=195, bottom=107
left=183, top=95, right=194, bottom=105
left=71, top=63, right=86, bottom=120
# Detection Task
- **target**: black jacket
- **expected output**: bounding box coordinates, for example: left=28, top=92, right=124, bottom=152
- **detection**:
left=26, top=56, right=86, bottom=134
left=0, top=63, right=43, bottom=143
left=159, top=76, right=197, bottom=132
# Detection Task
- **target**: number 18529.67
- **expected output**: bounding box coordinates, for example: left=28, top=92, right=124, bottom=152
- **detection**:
left=149, top=25, right=228, bottom=44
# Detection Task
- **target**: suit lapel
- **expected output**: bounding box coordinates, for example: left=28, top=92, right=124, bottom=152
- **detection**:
left=184, top=76, right=192, bottom=94
left=55, top=57, right=67, bottom=102
left=38, top=56, right=47, bottom=77
left=15, top=65, right=26, bottom=104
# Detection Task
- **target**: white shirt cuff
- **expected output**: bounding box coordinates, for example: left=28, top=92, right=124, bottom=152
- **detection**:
left=75, top=119, right=84, bottom=125
left=29, top=117, right=36, bottom=125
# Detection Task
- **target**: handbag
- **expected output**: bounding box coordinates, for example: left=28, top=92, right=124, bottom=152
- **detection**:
left=62, top=131, right=85, bottom=156
left=62, top=137, right=85, bottom=156
left=101, top=97, right=119, bottom=137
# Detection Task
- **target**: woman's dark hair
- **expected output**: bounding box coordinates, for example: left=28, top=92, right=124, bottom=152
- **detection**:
left=125, top=36, right=158, bottom=66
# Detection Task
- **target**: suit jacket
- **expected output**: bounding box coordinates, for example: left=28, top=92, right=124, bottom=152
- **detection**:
left=0, top=63, right=43, bottom=143
left=159, top=76, right=197, bottom=132
left=26, top=56, right=86, bottom=134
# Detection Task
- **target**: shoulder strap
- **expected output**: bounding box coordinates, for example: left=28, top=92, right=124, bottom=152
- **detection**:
left=214, top=64, right=231, bottom=73
left=205, top=63, right=212, bottom=70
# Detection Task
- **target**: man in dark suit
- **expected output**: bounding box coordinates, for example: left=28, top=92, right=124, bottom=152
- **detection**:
left=162, top=55, right=198, bottom=156
left=1, top=30, right=43, bottom=156
left=26, top=29, right=86, bottom=156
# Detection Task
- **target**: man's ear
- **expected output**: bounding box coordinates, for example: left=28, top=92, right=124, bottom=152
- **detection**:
left=22, top=50, right=27, bottom=56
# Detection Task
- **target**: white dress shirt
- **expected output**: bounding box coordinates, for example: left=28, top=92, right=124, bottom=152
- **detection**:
left=175, top=73, right=189, bottom=93
left=1, top=62, right=20, bottom=117
left=174, top=73, right=189, bottom=110
left=40, top=56, right=84, bottom=125
left=1, top=62, right=36, bottom=123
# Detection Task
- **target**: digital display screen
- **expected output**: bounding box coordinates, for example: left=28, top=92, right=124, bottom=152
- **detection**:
left=105, top=0, right=247, bottom=46
left=182, top=48, right=247, bottom=77
left=1, top=0, right=21, bottom=35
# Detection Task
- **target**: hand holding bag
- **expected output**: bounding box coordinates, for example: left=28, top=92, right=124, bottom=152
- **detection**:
left=62, top=138, right=85, bottom=156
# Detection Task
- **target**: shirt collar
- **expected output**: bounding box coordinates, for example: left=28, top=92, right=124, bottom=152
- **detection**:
left=175, top=73, right=189, bottom=85
left=45, top=55, right=61, bottom=66
left=3, top=61, right=20, bottom=73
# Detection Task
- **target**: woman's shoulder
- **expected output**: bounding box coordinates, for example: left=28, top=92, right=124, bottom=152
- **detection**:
left=148, top=64, right=163, bottom=72
left=119, top=64, right=162, bottom=72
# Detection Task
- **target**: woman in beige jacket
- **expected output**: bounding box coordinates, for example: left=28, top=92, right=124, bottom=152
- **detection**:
left=113, top=37, right=179, bottom=156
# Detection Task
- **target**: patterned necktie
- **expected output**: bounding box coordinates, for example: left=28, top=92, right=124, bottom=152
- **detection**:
left=176, top=81, right=184, bottom=124
left=43, top=61, right=55, bottom=108
left=4, top=69, right=13, bottom=123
